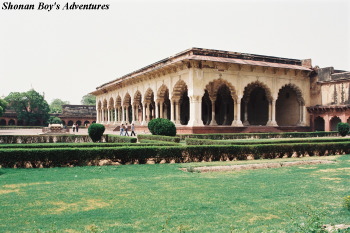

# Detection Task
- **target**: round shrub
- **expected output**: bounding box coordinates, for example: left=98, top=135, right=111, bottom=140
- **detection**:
left=337, top=122, right=350, bottom=137
left=148, top=118, right=176, bottom=136
left=88, top=123, right=105, bottom=142
left=47, top=116, right=62, bottom=124
left=147, top=118, right=159, bottom=135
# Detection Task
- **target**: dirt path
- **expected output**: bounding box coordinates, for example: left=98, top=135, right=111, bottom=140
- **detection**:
left=183, top=160, right=335, bottom=173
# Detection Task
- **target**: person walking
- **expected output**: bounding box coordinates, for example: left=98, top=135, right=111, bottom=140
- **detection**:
left=76, top=124, right=79, bottom=133
left=120, top=124, right=124, bottom=136
left=130, top=123, right=136, bottom=136
left=124, top=123, right=129, bottom=136
left=72, top=123, right=76, bottom=133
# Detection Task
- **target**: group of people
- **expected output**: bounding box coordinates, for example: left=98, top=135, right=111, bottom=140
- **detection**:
left=120, top=123, right=136, bottom=136
left=72, top=123, right=79, bottom=132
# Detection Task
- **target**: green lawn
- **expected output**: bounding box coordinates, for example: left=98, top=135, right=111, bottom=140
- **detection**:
left=1, top=155, right=349, bottom=232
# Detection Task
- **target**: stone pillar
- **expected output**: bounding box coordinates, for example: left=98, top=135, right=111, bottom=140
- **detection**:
left=232, top=97, right=243, bottom=126
left=159, top=101, right=164, bottom=118
left=188, top=95, right=203, bottom=126
left=101, top=109, right=105, bottom=123
left=243, top=100, right=249, bottom=126
left=96, top=108, right=100, bottom=123
left=267, top=101, right=272, bottom=125
left=303, top=105, right=307, bottom=125
left=132, top=105, right=136, bottom=123
left=298, top=104, right=307, bottom=126
left=324, top=115, right=330, bottom=131
left=141, top=103, right=147, bottom=126
left=114, top=108, right=117, bottom=124
left=210, top=97, right=217, bottom=126
left=121, top=106, right=125, bottom=123
left=267, top=99, right=278, bottom=126
left=170, top=100, right=175, bottom=123
left=125, top=105, right=130, bottom=124
left=107, top=109, right=111, bottom=124
left=147, top=103, right=151, bottom=121
left=175, top=101, right=181, bottom=124
left=155, top=101, right=159, bottom=119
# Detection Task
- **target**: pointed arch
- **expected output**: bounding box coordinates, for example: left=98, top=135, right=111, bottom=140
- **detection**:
left=172, top=80, right=188, bottom=100
left=102, top=99, right=108, bottom=109
left=97, top=100, right=102, bottom=110
left=242, top=81, right=271, bottom=125
left=157, top=84, right=169, bottom=99
left=123, top=93, right=131, bottom=106
left=157, top=84, right=171, bottom=119
left=330, top=116, right=341, bottom=131
left=133, top=90, right=142, bottom=105
left=133, top=90, right=143, bottom=123
left=243, top=81, right=272, bottom=102
left=205, top=78, right=237, bottom=100
left=144, top=88, right=155, bottom=102
left=108, top=97, right=114, bottom=109
left=115, top=95, right=122, bottom=107
left=314, top=116, right=325, bottom=131
left=279, top=83, right=305, bottom=105
left=144, top=88, right=155, bottom=121
left=276, top=84, right=304, bottom=126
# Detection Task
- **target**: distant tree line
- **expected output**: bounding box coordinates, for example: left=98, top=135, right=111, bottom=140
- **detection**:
left=1, top=89, right=96, bottom=126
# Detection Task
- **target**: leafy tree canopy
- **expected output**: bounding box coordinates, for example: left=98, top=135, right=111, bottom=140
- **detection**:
left=81, top=94, right=96, bottom=105
left=0, top=98, right=8, bottom=117
left=5, top=89, right=50, bottom=126
left=47, top=116, right=62, bottom=124
left=50, top=98, right=70, bottom=113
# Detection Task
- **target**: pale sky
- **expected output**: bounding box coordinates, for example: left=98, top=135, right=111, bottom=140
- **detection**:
left=1, top=0, right=349, bottom=104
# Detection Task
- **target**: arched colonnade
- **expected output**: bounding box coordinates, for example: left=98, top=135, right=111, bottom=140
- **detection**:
left=96, top=79, right=307, bottom=127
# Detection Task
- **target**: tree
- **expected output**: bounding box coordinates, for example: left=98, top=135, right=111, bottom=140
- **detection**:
left=47, top=116, right=62, bottom=124
left=5, top=89, right=50, bottom=126
left=0, top=99, right=8, bottom=117
left=50, top=98, right=70, bottom=113
left=81, top=94, right=96, bottom=105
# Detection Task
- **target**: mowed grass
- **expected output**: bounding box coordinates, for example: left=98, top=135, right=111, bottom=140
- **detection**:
left=0, top=155, right=349, bottom=232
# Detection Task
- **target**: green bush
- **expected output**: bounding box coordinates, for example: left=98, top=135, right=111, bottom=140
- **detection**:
left=148, top=118, right=176, bottom=136
left=337, top=122, right=350, bottom=137
left=47, top=116, right=62, bottom=124
left=88, top=123, right=105, bottom=142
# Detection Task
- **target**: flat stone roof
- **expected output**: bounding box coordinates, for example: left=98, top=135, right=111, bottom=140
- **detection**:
left=92, top=47, right=312, bottom=95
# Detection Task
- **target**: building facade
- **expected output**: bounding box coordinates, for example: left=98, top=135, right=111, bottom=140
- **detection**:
left=308, top=67, right=350, bottom=131
left=0, top=105, right=96, bottom=127
left=91, top=48, right=316, bottom=133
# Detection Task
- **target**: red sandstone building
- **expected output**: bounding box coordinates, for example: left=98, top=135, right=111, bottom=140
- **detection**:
left=0, top=105, right=96, bottom=127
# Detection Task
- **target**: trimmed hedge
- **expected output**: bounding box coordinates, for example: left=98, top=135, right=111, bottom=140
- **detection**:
left=137, top=134, right=180, bottom=143
left=179, top=131, right=339, bottom=140
left=0, top=142, right=174, bottom=149
left=1, top=141, right=349, bottom=168
left=107, top=135, right=137, bottom=143
left=0, top=135, right=105, bottom=144
left=0, top=134, right=135, bottom=144
left=185, top=137, right=350, bottom=146
left=138, top=139, right=181, bottom=145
